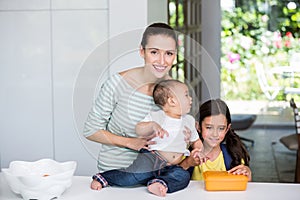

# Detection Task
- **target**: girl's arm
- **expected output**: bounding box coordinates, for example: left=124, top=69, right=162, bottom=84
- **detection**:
left=178, top=149, right=201, bottom=170
left=228, top=165, right=252, bottom=181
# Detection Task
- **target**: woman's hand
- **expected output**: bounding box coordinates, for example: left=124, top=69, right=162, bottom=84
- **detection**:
left=125, top=137, right=156, bottom=151
left=228, top=165, right=252, bottom=181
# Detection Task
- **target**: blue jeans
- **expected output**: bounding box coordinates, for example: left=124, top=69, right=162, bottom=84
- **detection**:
left=95, top=149, right=191, bottom=193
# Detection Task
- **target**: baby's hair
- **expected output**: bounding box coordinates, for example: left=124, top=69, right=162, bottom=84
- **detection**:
left=141, top=22, right=178, bottom=49
left=153, top=79, right=183, bottom=107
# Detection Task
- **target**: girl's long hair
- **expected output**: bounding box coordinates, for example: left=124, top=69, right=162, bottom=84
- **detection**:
left=199, top=99, right=250, bottom=168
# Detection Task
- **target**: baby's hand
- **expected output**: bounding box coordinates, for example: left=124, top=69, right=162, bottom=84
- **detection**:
left=183, top=126, right=192, bottom=144
left=152, top=122, right=169, bottom=138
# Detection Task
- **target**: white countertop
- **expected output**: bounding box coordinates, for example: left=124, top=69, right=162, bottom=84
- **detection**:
left=1, top=174, right=300, bottom=200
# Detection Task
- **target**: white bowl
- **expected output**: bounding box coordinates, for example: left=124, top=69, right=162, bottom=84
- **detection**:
left=2, top=158, right=77, bottom=200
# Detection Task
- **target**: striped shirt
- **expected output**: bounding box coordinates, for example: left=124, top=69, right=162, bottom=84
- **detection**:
left=83, top=73, right=158, bottom=172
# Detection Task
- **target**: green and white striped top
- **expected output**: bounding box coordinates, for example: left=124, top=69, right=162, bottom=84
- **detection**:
left=83, top=73, right=158, bottom=172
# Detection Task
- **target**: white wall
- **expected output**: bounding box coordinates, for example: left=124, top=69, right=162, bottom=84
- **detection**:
left=0, top=0, right=220, bottom=175
left=0, top=0, right=168, bottom=175
left=0, top=0, right=54, bottom=171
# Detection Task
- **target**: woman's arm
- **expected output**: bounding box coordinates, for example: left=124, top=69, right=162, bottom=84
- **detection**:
left=86, top=129, right=155, bottom=151
left=84, top=74, right=155, bottom=151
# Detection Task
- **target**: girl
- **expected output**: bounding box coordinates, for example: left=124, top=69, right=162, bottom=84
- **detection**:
left=182, top=99, right=252, bottom=181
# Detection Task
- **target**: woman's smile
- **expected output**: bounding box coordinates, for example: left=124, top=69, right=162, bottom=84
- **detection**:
left=153, top=64, right=167, bottom=72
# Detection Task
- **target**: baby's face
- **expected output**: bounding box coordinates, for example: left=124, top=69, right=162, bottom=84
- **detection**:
left=172, top=83, right=192, bottom=115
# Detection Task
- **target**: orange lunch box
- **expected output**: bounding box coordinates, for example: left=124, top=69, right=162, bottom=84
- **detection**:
left=203, top=171, right=248, bottom=191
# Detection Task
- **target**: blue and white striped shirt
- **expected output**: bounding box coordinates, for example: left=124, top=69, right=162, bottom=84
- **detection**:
left=83, top=73, right=158, bottom=171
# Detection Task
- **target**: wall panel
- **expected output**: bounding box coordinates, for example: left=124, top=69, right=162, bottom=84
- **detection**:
left=0, top=11, right=53, bottom=167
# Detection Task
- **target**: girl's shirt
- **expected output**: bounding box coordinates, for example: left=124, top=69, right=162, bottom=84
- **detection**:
left=83, top=73, right=158, bottom=172
left=191, top=151, right=226, bottom=180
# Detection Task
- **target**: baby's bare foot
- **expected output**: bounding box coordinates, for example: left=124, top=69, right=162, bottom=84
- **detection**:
left=147, top=182, right=167, bottom=197
left=90, top=179, right=103, bottom=190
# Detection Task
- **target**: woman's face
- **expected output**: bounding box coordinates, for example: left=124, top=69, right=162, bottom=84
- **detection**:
left=140, top=34, right=177, bottom=78
left=201, top=114, right=230, bottom=148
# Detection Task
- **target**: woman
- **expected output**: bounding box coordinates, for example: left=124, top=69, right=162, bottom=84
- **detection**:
left=83, top=22, right=183, bottom=172
left=180, top=99, right=252, bottom=181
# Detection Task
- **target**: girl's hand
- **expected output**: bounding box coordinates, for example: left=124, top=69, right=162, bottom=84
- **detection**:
left=228, top=165, right=252, bottom=181
left=186, top=149, right=203, bottom=166
left=192, top=148, right=208, bottom=165
left=179, top=148, right=205, bottom=170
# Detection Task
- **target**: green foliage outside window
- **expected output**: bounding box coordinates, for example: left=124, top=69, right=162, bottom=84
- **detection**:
left=168, top=0, right=300, bottom=101
left=221, top=2, right=300, bottom=101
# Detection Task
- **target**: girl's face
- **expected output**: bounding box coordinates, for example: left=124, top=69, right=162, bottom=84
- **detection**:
left=140, top=34, right=177, bottom=78
left=201, top=114, right=230, bottom=148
